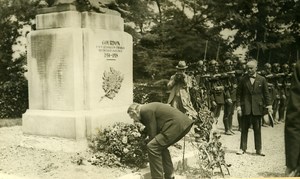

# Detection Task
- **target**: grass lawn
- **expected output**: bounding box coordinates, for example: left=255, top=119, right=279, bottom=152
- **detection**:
left=0, top=118, right=22, bottom=128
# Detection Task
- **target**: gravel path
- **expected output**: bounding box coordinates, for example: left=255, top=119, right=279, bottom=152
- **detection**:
left=218, top=121, right=286, bottom=178
left=0, top=113, right=286, bottom=179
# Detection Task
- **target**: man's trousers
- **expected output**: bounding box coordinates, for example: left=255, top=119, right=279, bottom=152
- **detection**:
left=240, top=114, right=263, bottom=151
left=147, top=125, right=192, bottom=179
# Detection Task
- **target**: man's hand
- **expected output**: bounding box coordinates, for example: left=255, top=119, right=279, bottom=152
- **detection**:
left=282, top=95, right=286, bottom=100
left=237, top=106, right=242, bottom=116
left=226, top=98, right=233, bottom=104
left=266, top=106, right=273, bottom=115
left=134, top=122, right=145, bottom=131
left=212, top=101, right=217, bottom=107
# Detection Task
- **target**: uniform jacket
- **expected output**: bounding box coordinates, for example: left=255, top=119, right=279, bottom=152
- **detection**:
left=236, top=74, right=272, bottom=116
left=206, top=73, right=225, bottom=105
left=223, top=72, right=238, bottom=102
left=285, top=62, right=300, bottom=169
left=140, top=102, right=194, bottom=146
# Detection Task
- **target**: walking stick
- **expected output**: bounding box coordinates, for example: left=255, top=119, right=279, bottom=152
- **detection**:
left=182, top=136, right=186, bottom=171
left=204, top=40, right=208, bottom=61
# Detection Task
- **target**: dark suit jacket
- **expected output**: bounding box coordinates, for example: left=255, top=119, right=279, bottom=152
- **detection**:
left=140, top=102, right=193, bottom=146
left=285, top=62, right=300, bottom=169
left=236, top=74, right=272, bottom=116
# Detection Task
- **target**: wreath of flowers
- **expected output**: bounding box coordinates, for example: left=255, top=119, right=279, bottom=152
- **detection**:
left=89, top=122, right=148, bottom=168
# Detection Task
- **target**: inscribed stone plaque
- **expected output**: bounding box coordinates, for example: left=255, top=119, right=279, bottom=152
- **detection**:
left=83, top=29, right=133, bottom=110
left=29, top=29, right=84, bottom=110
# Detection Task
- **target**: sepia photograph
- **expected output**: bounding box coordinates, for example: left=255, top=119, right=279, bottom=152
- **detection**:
left=0, top=0, right=299, bottom=178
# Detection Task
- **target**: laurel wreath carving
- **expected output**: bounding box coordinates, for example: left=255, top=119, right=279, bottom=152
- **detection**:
left=99, top=67, right=124, bottom=102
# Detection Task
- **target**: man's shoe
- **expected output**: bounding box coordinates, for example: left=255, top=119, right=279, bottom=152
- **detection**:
left=256, top=150, right=265, bottom=156
left=165, top=177, right=175, bottom=179
left=262, top=124, right=269, bottom=127
left=164, top=174, right=175, bottom=179
left=236, top=149, right=245, bottom=155
left=173, top=143, right=182, bottom=149
left=229, top=130, right=235, bottom=134
left=225, top=131, right=232, bottom=135
left=165, top=177, right=174, bottom=179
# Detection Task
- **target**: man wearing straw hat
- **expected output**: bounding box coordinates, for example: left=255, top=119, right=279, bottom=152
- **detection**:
left=167, top=61, right=197, bottom=119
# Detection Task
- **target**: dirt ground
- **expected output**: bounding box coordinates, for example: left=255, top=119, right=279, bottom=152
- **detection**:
left=0, top=112, right=286, bottom=179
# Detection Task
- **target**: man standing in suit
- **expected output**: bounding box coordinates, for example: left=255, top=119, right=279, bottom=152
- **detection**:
left=285, top=61, right=300, bottom=177
left=236, top=60, right=273, bottom=156
left=127, top=102, right=193, bottom=179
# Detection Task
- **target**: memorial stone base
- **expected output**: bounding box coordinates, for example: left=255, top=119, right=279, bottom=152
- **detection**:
left=22, top=10, right=133, bottom=140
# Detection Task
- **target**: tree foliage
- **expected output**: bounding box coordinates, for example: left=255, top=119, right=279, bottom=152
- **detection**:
left=0, top=0, right=299, bottom=108
left=130, top=0, right=299, bottom=77
left=190, top=0, right=300, bottom=65
left=0, top=0, right=38, bottom=82
left=0, top=0, right=39, bottom=117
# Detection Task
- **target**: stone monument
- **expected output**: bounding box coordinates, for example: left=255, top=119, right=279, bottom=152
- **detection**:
left=22, top=0, right=133, bottom=140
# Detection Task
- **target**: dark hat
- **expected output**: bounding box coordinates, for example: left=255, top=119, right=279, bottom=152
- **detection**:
left=176, top=61, right=188, bottom=69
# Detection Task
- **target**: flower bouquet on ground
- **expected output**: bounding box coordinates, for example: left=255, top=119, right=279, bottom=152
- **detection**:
left=88, top=122, right=148, bottom=169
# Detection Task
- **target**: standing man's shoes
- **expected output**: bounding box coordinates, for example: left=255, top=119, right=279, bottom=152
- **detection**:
left=225, top=131, right=232, bottom=135
left=236, top=149, right=245, bottom=155
left=256, top=150, right=265, bottom=156
left=229, top=130, right=235, bottom=134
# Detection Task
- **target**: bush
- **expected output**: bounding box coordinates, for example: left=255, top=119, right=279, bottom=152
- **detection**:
left=0, top=78, right=28, bottom=118
left=89, top=122, right=148, bottom=168
left=133, top=80, right=169, bottom=104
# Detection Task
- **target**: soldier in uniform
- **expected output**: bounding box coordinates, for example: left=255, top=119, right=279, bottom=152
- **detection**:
left=259, top=63, right=276, bottom=126
left=206, top=60, right=225, bottom=123
left=272, top=63, right=282, bottom=123
left=234, top=59, right=247, bottom=131
left=278, top=64, right=291, bottom=122
left=278, top=63, right=289, bottom=122
left=193, top=60, right=208, bottom=110
left=222, top=59, right=238, bottom=135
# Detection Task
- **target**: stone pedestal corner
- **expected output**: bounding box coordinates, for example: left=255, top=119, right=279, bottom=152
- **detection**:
left=23, top=9, right=133, bottom=140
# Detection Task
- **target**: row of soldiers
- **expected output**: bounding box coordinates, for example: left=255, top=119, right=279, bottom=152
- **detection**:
left=188, top=59, right=296, bottom=135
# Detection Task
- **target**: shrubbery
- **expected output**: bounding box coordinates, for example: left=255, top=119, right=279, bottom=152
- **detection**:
left=0, top=78, right=28, bottom=118
left=133, top=80, right=169, bottom=103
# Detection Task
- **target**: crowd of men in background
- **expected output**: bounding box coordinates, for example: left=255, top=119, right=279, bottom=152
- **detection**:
left=167, top=58, right=296, bottom=135
left=154, top=57, right=300, bottom=177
